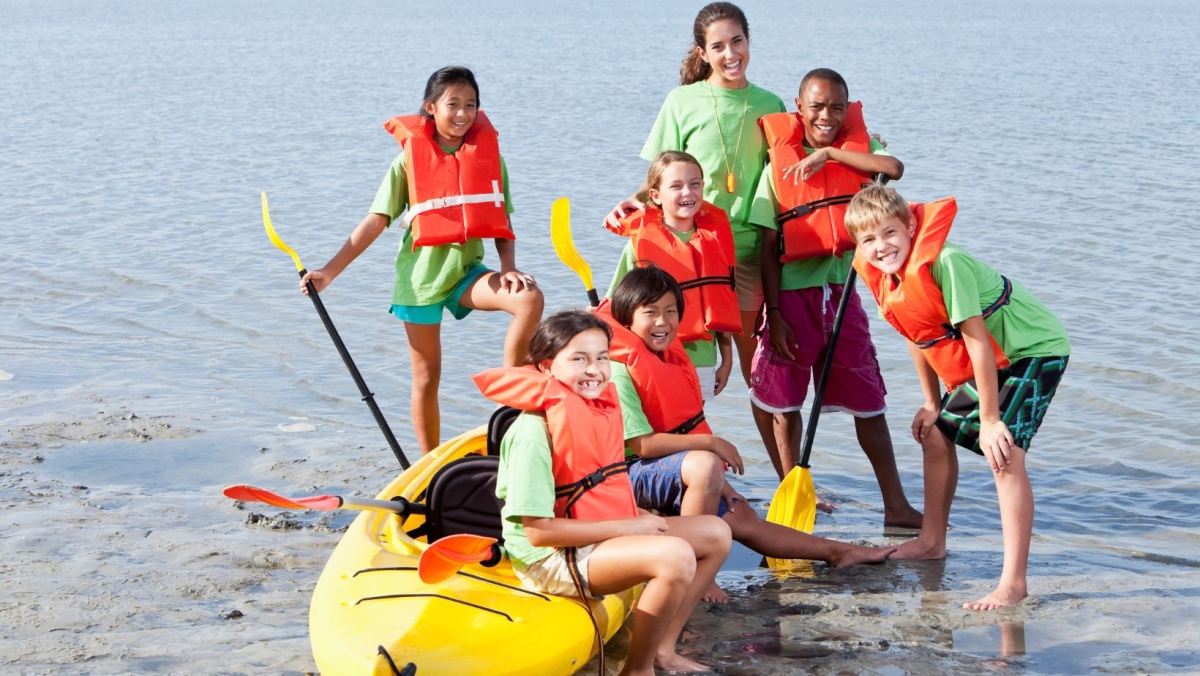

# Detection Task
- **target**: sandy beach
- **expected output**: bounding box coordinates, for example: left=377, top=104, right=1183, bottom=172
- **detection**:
left=4, top=401, right=1198, bottom=674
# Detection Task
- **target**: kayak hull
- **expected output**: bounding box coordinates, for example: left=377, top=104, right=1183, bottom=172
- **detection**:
left=309, top=426, right=640, bottom=675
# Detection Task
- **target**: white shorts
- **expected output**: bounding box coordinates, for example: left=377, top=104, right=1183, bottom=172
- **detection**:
left=695, top=365, right=717, bottom=402
left=513, top=545, right=598, bottom=598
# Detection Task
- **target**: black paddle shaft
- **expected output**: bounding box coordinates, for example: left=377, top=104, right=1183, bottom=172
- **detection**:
left=797, top=265, right=857, bottom=470
left=301, top=272, right=410, bottom=470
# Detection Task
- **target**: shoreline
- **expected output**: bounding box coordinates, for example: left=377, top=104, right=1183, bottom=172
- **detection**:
left=3, top=411, right=1197, bottom=674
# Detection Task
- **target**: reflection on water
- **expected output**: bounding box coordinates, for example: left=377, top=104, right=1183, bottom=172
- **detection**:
left=952, top=620, right=1026, bottom=658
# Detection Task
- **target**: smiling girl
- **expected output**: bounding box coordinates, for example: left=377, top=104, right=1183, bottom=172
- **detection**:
left=301, top=66, right=543, bottom=453
left=474, top=310, right=730, bottom=675
left=606, top=151, right=739, bottom=400
left=606, top=1, right=784, bottom=445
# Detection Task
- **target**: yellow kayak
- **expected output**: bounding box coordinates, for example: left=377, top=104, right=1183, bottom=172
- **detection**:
left=309, top=425, right=641, bottom=675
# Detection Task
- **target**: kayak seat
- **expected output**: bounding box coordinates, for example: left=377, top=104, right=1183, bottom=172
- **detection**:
left=423, top=454, right=505, bottom=544
left=486, top=405, right=522, bottom=456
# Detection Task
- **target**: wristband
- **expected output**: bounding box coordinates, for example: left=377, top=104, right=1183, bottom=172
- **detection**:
left=766, top=306, right=781, bottom=314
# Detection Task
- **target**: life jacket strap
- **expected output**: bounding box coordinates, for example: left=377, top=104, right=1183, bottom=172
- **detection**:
left=555, top=461, right=630, bottom=515
left=402, top=180, right=505, bottom=225
left=914, top=276, right=1013, bottom=350
left=774, top=194, right=856, bottom=226
left=666, top=410, right=707, bottom=436
left=678, top=267, right=737, bottom=291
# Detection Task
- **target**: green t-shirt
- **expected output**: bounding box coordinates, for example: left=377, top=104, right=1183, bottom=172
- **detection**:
left=608, top=362, right=655, bottom=459
left=749, top=139, right=890, bottom=291
left=494, top=411, right=557, bottom=570
left=605, top=237, right=718, bottom=368
left=641, top=82, right=785, bottom=263
left=929, top=243, right=1071, bottom=360
left=369, top=149, right=515, bottom=306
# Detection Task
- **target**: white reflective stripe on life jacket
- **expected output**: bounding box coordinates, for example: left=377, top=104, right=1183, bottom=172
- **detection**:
left=402, top=180, right=505, bottom=226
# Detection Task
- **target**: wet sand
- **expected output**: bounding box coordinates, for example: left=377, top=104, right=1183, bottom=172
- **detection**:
left=4, top=407, right=1197, bottom=675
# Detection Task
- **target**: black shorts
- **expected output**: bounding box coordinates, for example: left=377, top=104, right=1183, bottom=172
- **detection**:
left=935, top=355, right=1068, bottom=455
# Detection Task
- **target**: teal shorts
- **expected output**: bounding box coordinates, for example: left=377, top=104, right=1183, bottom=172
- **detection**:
left=389, top=264, right=490, bottom=325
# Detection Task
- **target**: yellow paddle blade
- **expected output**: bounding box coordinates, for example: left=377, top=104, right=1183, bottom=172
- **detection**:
left=764, top=466, right=817, bottom=569
left=261, top=191, right=305, bottom=272
left=549, top=197, right=594, bottom=292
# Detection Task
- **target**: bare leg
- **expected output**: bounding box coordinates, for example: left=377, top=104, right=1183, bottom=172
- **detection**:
left=722, top=503, right=895, bottom=565
left=772, top=410, right=802, bottom=477
left=403, top=322, right=442, bottom=454
left=892, top=429, right=957, bottom=559
left=679, top=450, right=723, bottom=516
left=854, top=414, right=923, bottom=527
left=677, top=451, right=729, bottom=603
left=732, top=309, right=759, bottom=387
left=965, top=448, right=1033, bottom=610
left=588, top=516, right=731, bottom=675
left=458, top=271, right=545, bottom=366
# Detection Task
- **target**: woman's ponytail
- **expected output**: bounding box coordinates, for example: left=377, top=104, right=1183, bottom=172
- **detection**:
left=680, top=50, right=711, bottom=86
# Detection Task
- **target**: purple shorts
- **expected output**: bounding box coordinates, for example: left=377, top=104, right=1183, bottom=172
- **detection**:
left=750, top=284, right=887, bottom=416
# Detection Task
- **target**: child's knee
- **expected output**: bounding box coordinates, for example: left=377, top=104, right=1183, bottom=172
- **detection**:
left=681, top=451, right=724, bottom=490
left=653, top=538, right=698, bottom=582
left=515, top=286, right=545, bottom=316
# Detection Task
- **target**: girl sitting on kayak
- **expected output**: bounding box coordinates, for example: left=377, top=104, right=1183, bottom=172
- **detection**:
left=600, top=267, right=897, bottom=601
left=606, top=151, right=739, bottom=402
left=474, top=310, right=730, bottom=676
left=301, top=66, right=544, bottom=454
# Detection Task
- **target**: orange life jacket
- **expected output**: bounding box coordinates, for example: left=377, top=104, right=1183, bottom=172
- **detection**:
left=596, top=302, right=712, bottom=437
left=760, top=102, right=873, bottom=262
left=613, top=202, right=741, bottom=342
left=853, top=197, right=1012, bottom=390
left=383, top=110, right=515, bottom=249
left=472, top=366, right=639, bottom=521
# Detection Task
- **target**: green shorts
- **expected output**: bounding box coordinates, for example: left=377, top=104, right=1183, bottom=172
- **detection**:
left=935, top=355, right=1068, bottom=454
left=389, top=264, right=490, bottom=325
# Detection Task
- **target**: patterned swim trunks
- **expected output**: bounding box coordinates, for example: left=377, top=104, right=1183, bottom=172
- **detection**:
left=935, top=355, right=1068, bottom=454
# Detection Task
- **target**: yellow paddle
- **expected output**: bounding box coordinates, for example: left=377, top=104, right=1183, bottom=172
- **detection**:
left=549, top=197, right=600, bottom=307
left=765, top=265, right=859, bottom=565
left=261, top=192, right=410, bottom=469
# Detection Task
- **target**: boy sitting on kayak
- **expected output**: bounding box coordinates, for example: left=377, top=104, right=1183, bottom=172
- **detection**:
left=844, top=185, right=1071, bottom=610
left=600, top=266, right=896, bottom=601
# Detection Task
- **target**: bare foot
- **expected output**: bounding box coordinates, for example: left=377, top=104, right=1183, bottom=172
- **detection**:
left=654, top=652, right=712, bottom=673
left=964, top=586, right=1027, bottom=611
left=889, top=537, right=946, bottom=560
left=828, top=543, right=897, bottom=567
left=701, top=580, right=730, bottom=603
left=817, top=499, right=838, bottom=513
left=883, top=505, right=923, bottom=529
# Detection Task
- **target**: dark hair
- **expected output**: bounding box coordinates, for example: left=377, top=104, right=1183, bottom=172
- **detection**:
left=680, top=2, right=750, bottom=85
left=524, top=310, right=612, bottom=366
left=611, top=266, right=686, bottom=328
left=798, top=68, right=849, bottom=99
left=420, top=66, right=480, bottom=118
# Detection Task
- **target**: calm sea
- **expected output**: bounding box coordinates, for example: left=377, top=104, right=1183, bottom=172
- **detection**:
left=3, top=0, right=1199, bottom=673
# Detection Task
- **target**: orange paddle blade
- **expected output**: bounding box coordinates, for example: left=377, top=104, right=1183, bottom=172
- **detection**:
left=223, top=484, right=342, bottom=511
left=418, top=534, right=499, bottom=584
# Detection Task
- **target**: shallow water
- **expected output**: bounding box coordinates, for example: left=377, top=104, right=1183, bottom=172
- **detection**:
left=3, top=0, right=1200, bottom=673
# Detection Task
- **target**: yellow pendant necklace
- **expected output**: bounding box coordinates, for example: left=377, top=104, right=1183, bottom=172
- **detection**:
left=707, top=81, right=751, bottom=193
